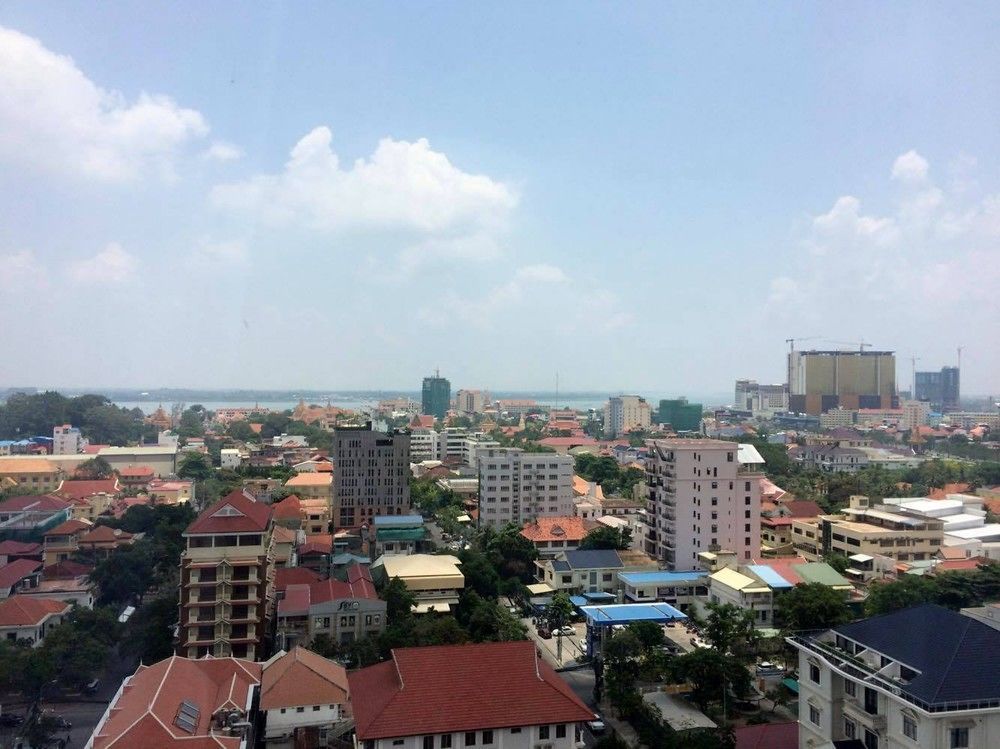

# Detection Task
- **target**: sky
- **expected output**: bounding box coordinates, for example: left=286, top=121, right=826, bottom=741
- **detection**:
left=1, top=2, right=998, bottom=396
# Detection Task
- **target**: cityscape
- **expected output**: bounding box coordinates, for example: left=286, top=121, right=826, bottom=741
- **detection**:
left=2, top=5, right=1000, bottom=749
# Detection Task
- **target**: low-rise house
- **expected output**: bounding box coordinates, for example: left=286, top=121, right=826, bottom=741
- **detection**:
left=0, top=539, right=42, bottom=565
left=272, top=525, right=300, bottom=568
left=0, top=558, right=42, bottom=598
left=349, top=641, right=595, bottom=749
left=0, top=457, right=62, bottom=493
left=276, top=564, right=385, bottom=650
left=371, top=554, right=464, bottom=614
left=371, top=515, right=426, bottom=556
left=520, top=516, right=594, bottom=556
left=618, top=570, right=707, bottom=612
left=0, top=494, right=72, bottom=541
left=272, top=495, right=303, bottom=531
left=77, top=524, right=139, bottom=559
left=261, top=647, right=351, bottom=748
left=299, top=497, right=331, bottom=536
left=18, top=575, right=94, bottom=608
left=789, top=604, right=1000, bottom=749
left=538, top=549, right=658, bottom=595
left=146, top=478, right=194, bottom=505
left=283, top=472, right=332, bottom=502
left=298, top=535, right=334, bottom=576
left=85, top=655, right=262, bottom=749
left=0, top=595, right=71, bottom=646
left=791, top=444, right=870, bottom=473
left=42, top=517, right=93, bottom=565
left=118, top=465, right=155, bottom=491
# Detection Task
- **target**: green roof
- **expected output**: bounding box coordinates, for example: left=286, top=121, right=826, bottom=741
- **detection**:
left=376, top=527, right=426, bottom=542
left=794, top=562, right=852, bottom=587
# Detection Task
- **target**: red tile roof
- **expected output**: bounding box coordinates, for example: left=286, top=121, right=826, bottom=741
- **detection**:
left=58, top=479, right=121, bottom=499
left=261, top=646, right=349, bottom=710
left=119, top=465, right=154, bottom=478
left=538, top=436, right=600, bottom=448
left=89, top=655, right=262, bottom=749
left=42, top=560, right=93, bottom=579
left=935, top=557, right=988, bottom=572
left=0, top=559, right=41, bottom=589
left=297, top=534, right=333, bottom=556
left=310, top=564, right=377, bottom=603
left=271, top=495, right=302, bottom=519
left=782, top=500, right=823, bottom=518
left=928, top=483, right=973, bottom=500
left=186, top=490, right=272, bottom=535
left=735, top=721, right=798, bottom=749
left=0, top=494, right=71, bottom=513
left=274, top=566, right=322, bottom=591
left=79, top=525, right=134, bottom=544
left=0, top=595, right=70, bottom=626
left=44, top=518, right=93, bottom=536
left=0, top=540, right=42, bottom=556
left=277, top=583, right=313, bottom=616
left=761, top=516, right=795, bottom=528
left=349, top=641, right=595, bottom=740
left=520, top=516, right=593, bottom=543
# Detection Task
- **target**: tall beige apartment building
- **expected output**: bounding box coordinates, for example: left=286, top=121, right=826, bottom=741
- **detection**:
left=604, top=395, right=652, bottom=438
left=788, top=349, right=896, bottom=415
left=476, top=447, right=575, bottom=528
left=644, top=439, right=762, bottom=569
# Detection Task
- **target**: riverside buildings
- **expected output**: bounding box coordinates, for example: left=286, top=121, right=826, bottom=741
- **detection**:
left=644, top=439, right=763, bottom=569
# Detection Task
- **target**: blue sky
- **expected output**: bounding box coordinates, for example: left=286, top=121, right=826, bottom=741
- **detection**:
left=1, top=3, right=998, bottom=395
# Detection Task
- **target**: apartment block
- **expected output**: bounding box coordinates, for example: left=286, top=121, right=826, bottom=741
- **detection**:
left=476, top=448, right=575, bottom=528
left=788, top=349, right=897, bottom=415
left=421, top=374, right=450, bottom=419
left=454, top=389, right=486, bottom=415
left=52, top=425, right=83, bottom=455
left=789, top=604, right=1000, bottom=749
left=644, top=439, right=763, bottom=569
left=177, top=490, right=275, bottom=660
left=734, top=380, right=789, bottom=415
left=331, top=425, right=410, bottom=529
left=604, top=395, right=651, bottom=438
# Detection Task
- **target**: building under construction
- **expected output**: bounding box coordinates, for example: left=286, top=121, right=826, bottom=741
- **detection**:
left=788, top=349, right=897, bottom=415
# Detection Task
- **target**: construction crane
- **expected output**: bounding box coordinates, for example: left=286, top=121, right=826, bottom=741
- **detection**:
left=910, top=356, right=920, bottom=397
left=785, top=336, right=820, bottom=353
left=823, top=339, right=871, bottom=352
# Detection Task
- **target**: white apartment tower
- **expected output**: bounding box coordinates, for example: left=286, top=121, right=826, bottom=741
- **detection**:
left=477, top=447, right=575, bottom=528
left=53, top=424, right=83, bottom=455
left=644, top=439, right=762, bottom=569
left=604, top=395, right=651, bottom=438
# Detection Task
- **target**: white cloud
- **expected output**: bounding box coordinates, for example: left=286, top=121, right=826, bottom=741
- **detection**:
left=188, top=239, right=248, bottom=268
left=0, top=25, right=208, bottom=181
left=397, top=234, right=502, bottom=275
left=210, top=126, right=517, bottom=235
left=203, top=141, right=244, bottom=162
left=69, top=243, right=138, bottom=283
left=891, top=149, right=930, bottom=182
left=515, top=264, right=568, bottom=284
left=0, top=250, right=48, bottom=291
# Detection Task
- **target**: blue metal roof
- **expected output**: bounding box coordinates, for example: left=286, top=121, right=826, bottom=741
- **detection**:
left=618, top=570, right=705, bottom=585
left=551, top=560, right=571, bottom=572
left=581, top=602, right=687, bottom=625
left=745, top=565, right=794, bottom=589
left=562, top=549, right=623, bottom=570
left=372, top=515, right=424, bottom=527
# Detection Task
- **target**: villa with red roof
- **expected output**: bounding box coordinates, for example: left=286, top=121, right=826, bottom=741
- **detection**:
left=349, top=641, right=595, bottom=749
left=86, top=655, right=262, bottom=749
left=520, top=516, right=595, bottom=555
left=0, top=595, right=71, bottom=646
left=260, top=646, right=351, bottom=746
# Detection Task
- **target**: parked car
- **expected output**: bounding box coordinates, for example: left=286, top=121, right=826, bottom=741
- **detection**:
left=587, top=716, right=606, bottom=734
left=578, top=638, right=588, bottom=652
left=755, top=661, right=784, bottom=676
left=556, top=625, right=575, bottom=637
left=537, top=625, right=552, bottom=639
left=85, top=677, right=101, bottom=694
left=0, top=713, right=24, bottom=727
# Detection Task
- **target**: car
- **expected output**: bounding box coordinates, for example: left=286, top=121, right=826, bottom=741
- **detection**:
left=756, top=661, right=784, bottom=676
left=537, top=625, right=552, bottom=639
left=578, top=638, right=588, bottom=652
left=0, top=713, right=25, bottom=727
left=85, top=677, right=101, bottom=693
left=587, top=717, right=606, bottom=734
left=41, top=713, right=72, bottom=730
left=556, top=625, right=575, bottom=637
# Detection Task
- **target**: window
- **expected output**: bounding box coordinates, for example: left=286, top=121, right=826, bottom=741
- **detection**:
left=844, top=719, right=856, bottom=739
left=864, top=687, right=878, bottom=715
left=844, top=679, right=856, bottom=697
left=312, top=705, right=321, bottom=711
left=393, top=741, right=405, bottom=747
left=423, top=737, right=434, bottom=749
left=365, top=742, right=375, bottom=749
left=903, top=715, right=918, bottom=740
left=296, top=707, right=305, bottom=713
left=809, top=663, right=820, bottom=683
left=441, top=735, right=453, bottom=748
left=465, top=732, right=476, bottom=746
left=556, top=725, right=566, bottom=739
left=808, top=704, right=821, bottom=725
left=539, top=726, right=550, bottom=740
left=864, top=729, right=878, bottom=749
left=950, top=727, right=969, bottom=748
left=482, top=730, right=493, bottom=745
left=510, top=728, right=521, bottom=735
left=280, top=708, right=286, bottom=714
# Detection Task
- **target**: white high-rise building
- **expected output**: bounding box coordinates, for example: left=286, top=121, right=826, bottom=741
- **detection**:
left=734, top=380, right=789, bottom=415
left=477, top=448, right=574, bottom=528
left=644, top=439, right=762, bottom=569
left=604, top=395, right=651, bottom=438
left=53, top=424, right=83, bottom=455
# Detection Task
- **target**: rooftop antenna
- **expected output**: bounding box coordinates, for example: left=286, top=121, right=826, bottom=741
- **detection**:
left=957, top=346, right=963, bottom=370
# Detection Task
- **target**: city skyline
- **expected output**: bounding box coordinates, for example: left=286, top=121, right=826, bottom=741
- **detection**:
left=1, top=4, right=998, bottom=393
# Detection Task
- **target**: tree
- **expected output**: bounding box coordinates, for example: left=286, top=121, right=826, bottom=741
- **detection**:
left=382, top=577, right=417, bottom=623
left=671, top=648, right=751, bottom=714
left=775, top=583, right=852, bottom=631
left=698, top=602, right=759, bottom=662
left=177, top=406, right=206, bottom=439
left=579, top=525, right=632, bottom=550
left=88, top=544, right=155, bottom=606
left=458, top=550, right=501, bottom=599
left=74, top=456, right=115, bottom=480
left=547, top=591, right=575, bottom=629
left=226, top=420, right=257, bottom=442
left=823, top=552, right=851, bottom=574
left=309, top=633, right=339, bottom=658
left=123, top=596, right=177, bottom=662
left=178, top=452, right=214, bottom=481
left=865, top=575, right=938, bottom=616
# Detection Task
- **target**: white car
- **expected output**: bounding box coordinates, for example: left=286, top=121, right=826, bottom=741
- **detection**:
left=555, top=625, right=576, bottom=637
left=587, top=717, right=606, bottom=734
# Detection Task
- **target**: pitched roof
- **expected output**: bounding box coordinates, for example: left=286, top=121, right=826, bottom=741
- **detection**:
left=310, top=564, right=377, bottom=602
left=79, top=525, right=134, bottom=544
left=284, top=473, right=332, bottom=487
left=271, top=495, right=302, bottom=519
left=261, top=647, right=349, bottom=710
left=119, top=465, right=154, bottom=478
left=349, top=641, right=594, bottom=740
left=44, top=517, right=93, bottom=536
left=274, top=566, right=322, bottom=591
left=783, top=499, right=823, bottom=518
left=561, top=549, right=623, bottom=570
left=42, top=560, right=93, bottom=579
left=833, top=604, right=1000, bottom=705
left=0, top=494, right=71, bottom=512
left=0, top=595, right=70, bottom=626
left=928, top=482, right=973, bottom=500
left=89, top=655, right=262, bottom=749
left=735, top=721, right=798, bottom=749
left=186, top=490, right=272, bottom=535
left=0, top=458, right=57, bottom=474
left=0, top=540, right=42, bottom=556
left=57, top=478, right=121, bottom=499
left=520, top=516, right=593, bottom=543
left=0, top=559, right=42, bottom=589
